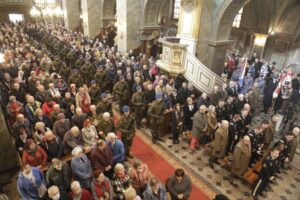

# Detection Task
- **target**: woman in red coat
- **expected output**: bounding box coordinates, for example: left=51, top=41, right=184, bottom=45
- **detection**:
left=22, top=138, right=47, bottom=169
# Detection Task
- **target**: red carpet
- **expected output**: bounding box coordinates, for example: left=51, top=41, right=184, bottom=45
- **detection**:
left=131, top=135, right=211, bottom=200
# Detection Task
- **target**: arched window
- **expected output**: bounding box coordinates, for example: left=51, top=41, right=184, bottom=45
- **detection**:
left=173, top=0, right=181, bottom=19
left=232, top=7, right=243, bottom=28
left=9, top=14, right=24, bottom=23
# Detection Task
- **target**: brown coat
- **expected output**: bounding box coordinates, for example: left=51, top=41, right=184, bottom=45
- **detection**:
left=212, top=127, right=228, bottom=158
left=231, top=140, right=251, bottom=176
left=207, top=112, right=217, bottom=135
left=289, top=137, right=298, bottom=161
left=191, top=111, right=208, bottom=137
left=263, top=122, right=275, bottom=144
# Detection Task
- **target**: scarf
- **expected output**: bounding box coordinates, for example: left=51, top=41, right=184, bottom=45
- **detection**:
left=94, top=179, right=110, bottom=198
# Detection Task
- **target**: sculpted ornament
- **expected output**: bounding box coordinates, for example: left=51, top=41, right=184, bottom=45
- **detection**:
left=181, top=0, right=198, bottom=12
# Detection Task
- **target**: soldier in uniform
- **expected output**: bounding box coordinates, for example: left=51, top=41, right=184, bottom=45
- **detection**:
left=94, top=65, right=109, bottom=91
left=225, top=96, right=235, bottom=121
left=68, top=69, right=83, bottom=87
left=88, top=80, right=101, bottom=105
left=209, top=120, right=229, bottom=169
left=277, top=133, right=293, bottom=168
left=74, top=55, right=85, bottom=69
left=118, top=106, right=135, bottom=158
left=97, top=112, right=115, bottom=138
left=229, top=135, right=251, bottom=186
left=80, top=60, right=94, bottom=85
left=58, top=62, right=71, bottom=80
left=113, top=76, right=130, bottom=108
left=226, top=114, right=242, bottom=155
left=252, top=148, right=280, bottom=200
left=148, top=93, right=165, bottom=144
left=96, top=93, right=112, bottom=117
left=248, top=125, right=264, bottom=166
left=131, top=86, right=146, bottom=129
left=215, top=99, right=227, bottom=123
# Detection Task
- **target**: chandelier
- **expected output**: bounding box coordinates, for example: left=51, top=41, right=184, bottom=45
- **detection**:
left=34, top=0, right=56, bottom=9
left=30, top=0, right=63, bottom=19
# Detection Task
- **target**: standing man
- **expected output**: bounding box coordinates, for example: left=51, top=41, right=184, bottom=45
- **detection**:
left=190, top=105, right=208, bottom=151
left=131, top=86, right=146, bottom=129
left=209, top=120, right=229, bottom=169
left=148, top=93, right=165, bottom=144
left=118, top=105, right=136, bottom=158
left=252, top=148, right=280, bottom=200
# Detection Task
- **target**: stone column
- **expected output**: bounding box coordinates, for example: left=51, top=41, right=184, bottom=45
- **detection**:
left=81, top=0, right=102, bottom=38
left=177, top=0, right=202, bottom=55
left=207, top=40, right=234, bottom=76
left=62, top=0, right=80, bottom=32
left=0, top=107, right=19, bottom=186
left=116, top=0, right=141, bottom=53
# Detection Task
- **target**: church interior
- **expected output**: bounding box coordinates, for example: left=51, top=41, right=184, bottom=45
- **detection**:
left=0, top=0, right=300, bottom=200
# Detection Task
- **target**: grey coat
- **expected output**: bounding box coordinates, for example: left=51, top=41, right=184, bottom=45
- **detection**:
left=191, top=111, right=208, bottom=137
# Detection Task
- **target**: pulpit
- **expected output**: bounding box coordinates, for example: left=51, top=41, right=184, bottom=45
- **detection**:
left=156, top=37, right=188, bottom=75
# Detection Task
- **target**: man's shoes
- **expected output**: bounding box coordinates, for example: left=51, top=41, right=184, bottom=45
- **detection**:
left=152, top=138, right=157, bottom=144
left=265, top=186, right=273, bottom=192
left=252, top=195, right=259, bottom=200
left=157, top=137, right=165, bottom=142
left=209, top=163, right=214, bottom=169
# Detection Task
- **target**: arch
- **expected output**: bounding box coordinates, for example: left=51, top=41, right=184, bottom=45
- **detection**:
left=102, top=0, right=116, bottom=27
left=142, top=0, right=170, bottom=26
left=210, top=0, right=251, bottom=42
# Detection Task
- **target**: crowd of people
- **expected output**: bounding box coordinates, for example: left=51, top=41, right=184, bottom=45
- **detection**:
left=0, top=21, right=299, bottom=200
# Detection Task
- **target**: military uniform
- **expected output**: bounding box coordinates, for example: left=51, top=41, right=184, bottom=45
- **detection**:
left=148, top=100, right=165, bottom=143
left=252, top=155, right=278, bottom=199
left=131, top=91, right=146, bottom=128
left=94, top=68, right=109, bottom=91
left=96, top=99, right=112, bottom=116
left=263, top=122, right=275, bottom=148
left=113, top=80, right=130, bottom=108
left=248, top=131, right=264, bottom=166
left=118, top=114, right=135, bottom=156
left=88, top=86, right=101, bottom=104
left=80, top=61, right=94, bottom=85
left=97, top=118, right=115, bottom=138
left=226, top=119, right=241, bottom=154
left=68, top=72, right=83, bottom=87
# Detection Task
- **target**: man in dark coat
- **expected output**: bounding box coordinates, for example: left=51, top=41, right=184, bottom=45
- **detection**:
left=131, top=86, right=146, bottom=129
left=263, top=76, right=278, bottom=113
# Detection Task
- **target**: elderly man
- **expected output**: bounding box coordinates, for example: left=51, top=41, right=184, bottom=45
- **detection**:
left=68, top=181, right=94, bottom=200
left=17, top=164, right=46, bottom=199
left=41, top=130, right=63, bottom=161
left=47, top=185, right=62, bottom=200
left=24, top=96, right=41, bottom=124
left=71, top=107, right=88, bottom=130
left=289, top=127, right=300, bottom=162
left=97, top=112, right=115, bottom=137
left=229, top=135, right=251, bottom=186
left=53, top=113, right=71, bottom=140
left=46, top=158, right=72, bottom=198
left=63, top=126, right=84, bottom=155
left=12, top=113, right=33, bottom=137
left=71, top=146, right=92, bottom=189
left=106, top=132, right=125, bottom=165
left=190, top=105, right=208, bottom=151
left=209, top=120, right=229, bottom=169
left=118, top=105, right=135, bottom=158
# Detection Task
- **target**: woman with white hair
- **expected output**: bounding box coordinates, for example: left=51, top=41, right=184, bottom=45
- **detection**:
left=111, top=163, right=131, bottom=200
left=33, top=121, right=50, bottom=144
left=70, top=146, right=92, bottom=189
left=106, top=132, right=125, bottom=165
left=68, top=181, right=94, bottom=200
left=205, top=105, right=218, bottom=144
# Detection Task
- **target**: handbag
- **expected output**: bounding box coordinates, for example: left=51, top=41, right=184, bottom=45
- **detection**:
left=37, top=183, right=47, bottom=198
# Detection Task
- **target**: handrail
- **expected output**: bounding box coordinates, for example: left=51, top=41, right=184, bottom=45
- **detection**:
left=183, top=50, right=224, bottom=94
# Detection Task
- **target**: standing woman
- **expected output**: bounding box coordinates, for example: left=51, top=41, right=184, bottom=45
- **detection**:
left=171, top=103, right=184, bottom=144
left=206, top=105, right=218, bottom=144
left=183, top=97, right=197, bottom=141
left=81, top=119, right=98, bottom=148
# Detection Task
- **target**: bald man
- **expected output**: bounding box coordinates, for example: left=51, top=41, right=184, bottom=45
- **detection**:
left=230, top=135, right=252, bottom=183
left=209, top=120, right=229, bottom=169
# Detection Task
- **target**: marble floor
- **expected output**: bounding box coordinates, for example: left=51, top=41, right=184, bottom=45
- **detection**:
left=140, top=111, right=300, bottom=200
